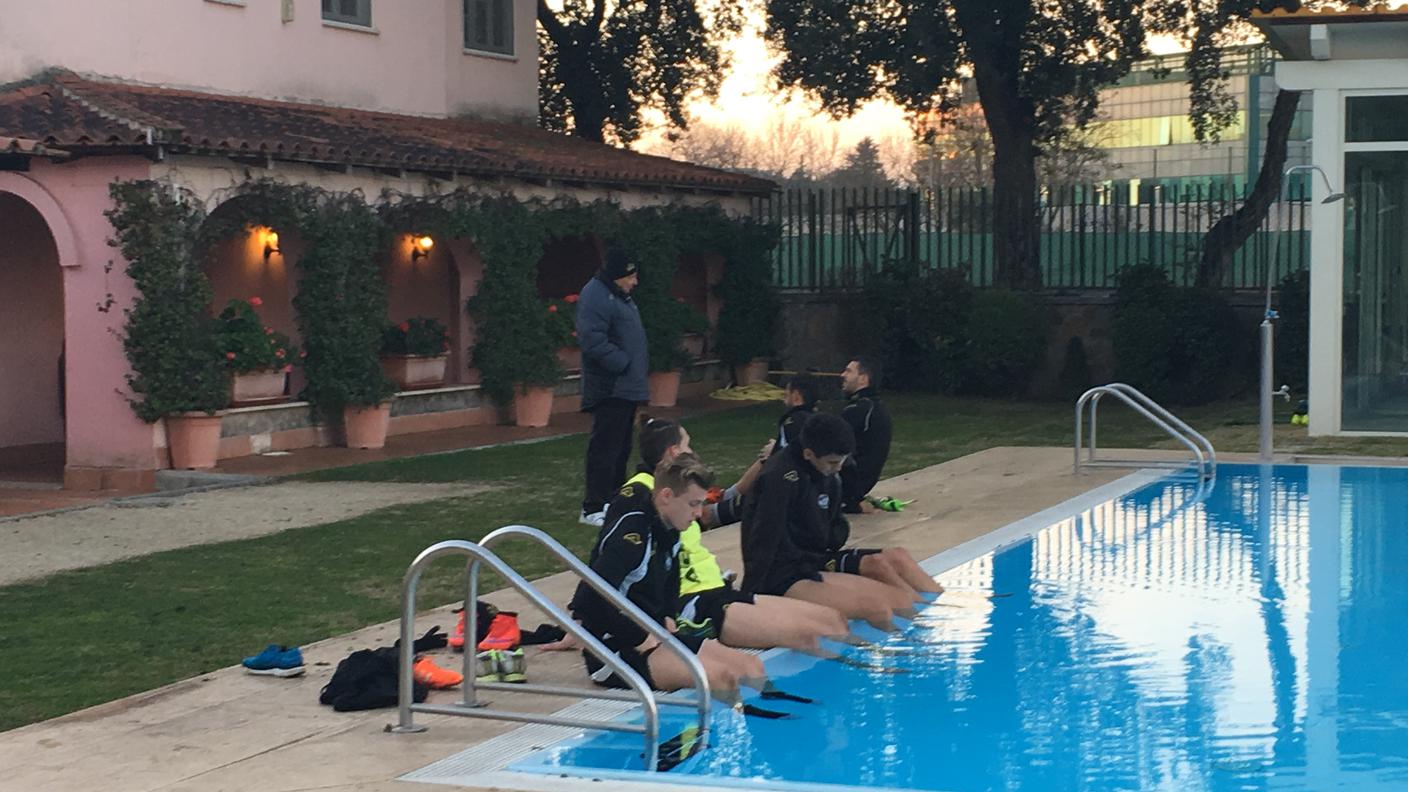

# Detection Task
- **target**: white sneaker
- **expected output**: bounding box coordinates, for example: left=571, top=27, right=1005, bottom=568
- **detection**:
left=579, top=509, right=605, bottom=527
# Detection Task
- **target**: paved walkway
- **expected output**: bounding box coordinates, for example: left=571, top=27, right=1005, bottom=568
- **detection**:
left=0, top=446, right=1169, bottom=792
left=0, top=394, right=743, bottom=521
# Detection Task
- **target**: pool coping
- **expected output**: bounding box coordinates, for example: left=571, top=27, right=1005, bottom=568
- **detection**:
left=398, top=469, right=1166, bottom=792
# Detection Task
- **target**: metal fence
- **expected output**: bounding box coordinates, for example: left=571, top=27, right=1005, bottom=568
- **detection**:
left=752, top=184, right=1312, bottom=291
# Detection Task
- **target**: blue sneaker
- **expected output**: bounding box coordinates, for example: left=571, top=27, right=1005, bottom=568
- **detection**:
left=242, top=644, right=306, bottom=677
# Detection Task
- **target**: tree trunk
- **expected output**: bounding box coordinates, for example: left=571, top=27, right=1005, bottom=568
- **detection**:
left=1196, top=89, right=1302, bottom=288
left=537, top=0, right=608, bottom=143
left=989, top=128, right=1042, bottom=289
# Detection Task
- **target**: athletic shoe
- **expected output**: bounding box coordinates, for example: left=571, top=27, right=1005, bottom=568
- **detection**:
left=412, top=656, right=463, bottom=689
left=241, top=644, right=306, bottom=677
left=579, top=509, right=605, bottom=527
left=498, top=648, right=527, bottom=684
left=449, top=611, right=466, bottom=651
left=475, top=650, right=502, bottom=683
left=477, top=612, right=521, bottom=651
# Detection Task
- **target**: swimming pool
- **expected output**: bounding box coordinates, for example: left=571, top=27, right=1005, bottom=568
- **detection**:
left=408, top=463, right=1408, bottom=791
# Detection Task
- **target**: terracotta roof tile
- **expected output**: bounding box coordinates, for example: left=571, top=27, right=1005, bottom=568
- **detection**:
left=0, top=71, right=773, bottom=194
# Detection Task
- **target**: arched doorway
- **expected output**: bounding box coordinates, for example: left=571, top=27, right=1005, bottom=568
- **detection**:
left=0, top=191, right=65, bottom=484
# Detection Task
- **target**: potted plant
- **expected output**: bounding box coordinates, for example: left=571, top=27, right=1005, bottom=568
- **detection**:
left=106, top=182, right=232, bottom=471
left=546, top=295, right=581, bottom=371
left=644, top=299, right=706, bottom=408
left=216, top=296, right=297, bottom=406
left=294, top=193, right=398, bottom=449
left=380, top=317, right=451, bottom=390
left=466, top=261, right=564, bottom=428
left=714, top=222, right=783, bottom=386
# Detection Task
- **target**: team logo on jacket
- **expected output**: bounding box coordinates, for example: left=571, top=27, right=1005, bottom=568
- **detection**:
left=783, top=470, right=800, bottom=482
left=817, top=493, right=830, bottom=510
left=622, top=532, right=642, bottom=545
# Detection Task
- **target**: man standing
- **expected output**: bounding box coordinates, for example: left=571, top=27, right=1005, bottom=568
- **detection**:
left=839, top=357, right=892, bottom=514
left=576, top=246, right=648, bottom=527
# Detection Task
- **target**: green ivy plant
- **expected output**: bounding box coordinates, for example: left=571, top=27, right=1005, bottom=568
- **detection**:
left=106, top=181, right=229, bottom=421
left=293, top=192, right=396, bottom=411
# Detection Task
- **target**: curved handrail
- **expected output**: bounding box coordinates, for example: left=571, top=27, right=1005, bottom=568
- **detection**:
left=1101, top=383, right=1217, bottom=469
left=1075, top=385, right=1214, bottom=478
left=479, top=525, right=713, bottom=739
left=391, top=539, right=682, bottom=771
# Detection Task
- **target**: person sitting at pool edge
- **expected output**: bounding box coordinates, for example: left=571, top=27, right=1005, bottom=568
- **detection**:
left=839, top=357, right=893, bottom=514
left=777, top=372, right=821, bottom=451
left=616, top=417, right=850, bottom=652
left=571, top=453, right=767, bottom=696
left=740, top=413, right=941, bottom=630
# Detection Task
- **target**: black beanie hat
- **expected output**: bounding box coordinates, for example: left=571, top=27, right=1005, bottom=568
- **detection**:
left=603, top=246, right=638, bottom=280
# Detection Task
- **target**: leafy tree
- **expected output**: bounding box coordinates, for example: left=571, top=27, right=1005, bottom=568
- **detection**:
left=829, top=137, right=892, bottom=190
left=1179, top=0, right=1366, bottom=287
left=766, top=0, right=1150, bottom=289
left=537, top=0, right=743, bottom=144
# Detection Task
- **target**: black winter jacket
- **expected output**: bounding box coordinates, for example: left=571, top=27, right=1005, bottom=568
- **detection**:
left=840, top=387, right=892, bottom=508
left=576, top=273, right=648, bottom=409
left=740, top=442, right=849, bottom=595
left=571, top=484, right=681, bottom=648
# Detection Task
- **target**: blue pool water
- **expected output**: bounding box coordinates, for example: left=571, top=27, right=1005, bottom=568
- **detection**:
left=513, top=464, right=1408, bottom=791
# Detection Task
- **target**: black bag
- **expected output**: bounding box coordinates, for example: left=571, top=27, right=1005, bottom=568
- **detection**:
left=319, top=647, right=428, bottom=712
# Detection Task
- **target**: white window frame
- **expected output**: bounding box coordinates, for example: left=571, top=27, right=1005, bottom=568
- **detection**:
left=463, top=0, right=515, bottom=58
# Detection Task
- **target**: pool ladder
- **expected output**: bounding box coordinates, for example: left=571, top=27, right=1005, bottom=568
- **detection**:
left=388, top=525, right=711, bottom=773
left=1075, top=383, right=1217, bottom=479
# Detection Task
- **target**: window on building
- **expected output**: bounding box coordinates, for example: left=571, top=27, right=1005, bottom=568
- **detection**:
left=322, top=0, right=371, bottom=27
left=1347, top=95, right=1408, bottom=143
left=464, top=0, right=513, bottom=56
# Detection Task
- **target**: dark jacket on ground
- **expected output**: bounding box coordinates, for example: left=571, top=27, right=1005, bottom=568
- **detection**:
left=571, top=482, right=681, bottom=648
left=576, top=273, right=649, bottom=410
left=740, top=442, right=849, bottom=595
left=776, top=405, right=814, bottom=450
left=840, top=387, right=892, bottom=508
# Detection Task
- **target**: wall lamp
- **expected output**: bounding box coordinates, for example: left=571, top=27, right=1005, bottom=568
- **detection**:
left=263, top=229, right=281, bottom=261
left=411, top=235, right=435, bottom=261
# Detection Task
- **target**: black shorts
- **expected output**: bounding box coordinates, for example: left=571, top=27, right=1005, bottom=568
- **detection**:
left=677, top=586, right=755, bottom=638
left=752, top=564, right=823, bottom=597
left=581, top=633, right=705, bottom=690
left=824, top=548, right=882, bottom=576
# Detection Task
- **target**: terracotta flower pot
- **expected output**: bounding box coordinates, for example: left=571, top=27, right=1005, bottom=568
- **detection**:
left=381, top=354, right=448, bottom=391
left=556, top=346, right=583, bottom=372
left=648, top=370, right=683, bottom=408
left=738, top=358, right=770, bottom=386
left=513, top=385, right=555, bottom=428
left=166, top=412, right=223, bottom=470
left=343, top=402, right=392, bottom=449
left=229, top=368, right=288, bottom=406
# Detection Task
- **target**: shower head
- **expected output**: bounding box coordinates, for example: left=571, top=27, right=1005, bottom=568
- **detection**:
left=1283, top=164, right=1343, bottom=204
left=1322, top=192, right=1346, bottom=204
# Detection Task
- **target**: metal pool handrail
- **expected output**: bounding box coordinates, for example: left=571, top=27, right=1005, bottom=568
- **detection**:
left=389, top=529, right=711, bottom=772
left=1075, top=383, right=1216, bottom=478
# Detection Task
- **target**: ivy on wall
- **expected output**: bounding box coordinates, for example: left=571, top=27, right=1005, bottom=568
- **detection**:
left=112, top=179, right=780, bottom=418
left=106, top=181, right=229, bottom=421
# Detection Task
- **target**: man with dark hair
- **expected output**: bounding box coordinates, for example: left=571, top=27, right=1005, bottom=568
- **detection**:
left=777, top=372, right=821, bottom=450
left=839, top=356, right=892, bottom=514
left=741, top=413, right=940, bottom=630
left=571, top=453, right=767, bottom=695
left=575, top=245, right=648, bottom=527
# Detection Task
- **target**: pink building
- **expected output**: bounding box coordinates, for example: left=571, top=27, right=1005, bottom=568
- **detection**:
left=0, top=0, right=770, bottom=490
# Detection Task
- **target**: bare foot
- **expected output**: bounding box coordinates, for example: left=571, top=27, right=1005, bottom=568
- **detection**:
left=536, top=633, right=582, bottom=652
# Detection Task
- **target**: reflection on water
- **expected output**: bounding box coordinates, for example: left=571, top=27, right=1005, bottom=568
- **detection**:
left=516, top=464, right=1408, bottom=791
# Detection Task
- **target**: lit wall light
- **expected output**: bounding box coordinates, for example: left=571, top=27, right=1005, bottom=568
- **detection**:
left=263, top=229, right=281, bottom=261
left=411, top=235, right=434, bottom=261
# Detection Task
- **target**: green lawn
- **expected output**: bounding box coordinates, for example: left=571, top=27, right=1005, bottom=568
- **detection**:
left=1, top=394, right=1403, bottom=732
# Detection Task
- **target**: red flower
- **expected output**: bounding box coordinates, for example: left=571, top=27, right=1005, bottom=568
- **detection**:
left=275, top=349, right=286, bottom=359
left=442, top=341, right=450, bottom=352
left=565, top=294, right=579, bottom=304
left=225, top=352, right=237, bottom=360
left=249, top=296, right=263, bottom=307
left=570, top=330, right=577, bottom=338
left=547, top=304, right=558, bottom=313
left=264, top=326, right=274, bottom=335
left=398, top=321, right=410, bottom=332
left=299, top=350, right=307, bottom=359
left=282, top=364, right=293, bottom=373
